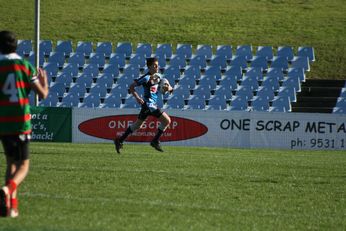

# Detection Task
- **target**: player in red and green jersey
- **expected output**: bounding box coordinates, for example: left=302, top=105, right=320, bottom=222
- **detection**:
left=0, top=30, right=49, bottom=218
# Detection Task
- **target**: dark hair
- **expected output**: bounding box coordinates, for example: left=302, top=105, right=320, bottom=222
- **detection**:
left=0, top=30, right=17, bottom=54
left=146, top=57, right=158, bottom=67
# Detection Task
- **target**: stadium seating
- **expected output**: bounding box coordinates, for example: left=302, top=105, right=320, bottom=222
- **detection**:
left=17, top=39, right=32, bottom=57
left=28, top=52, right=45, bottom=67
left=228, top=95, right=249, bottom=111
left=34, top=39, right=313, bottom=111
left=76, top=41, right=93, bottom=58
left=96, top=41, right=113, bottom=58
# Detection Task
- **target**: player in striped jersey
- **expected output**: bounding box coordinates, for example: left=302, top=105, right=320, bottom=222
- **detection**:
left=0, top=31, right=49, bottom=218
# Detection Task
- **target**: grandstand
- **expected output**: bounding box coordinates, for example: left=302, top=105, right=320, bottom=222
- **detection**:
left=18, top=39, right=345, bottom=114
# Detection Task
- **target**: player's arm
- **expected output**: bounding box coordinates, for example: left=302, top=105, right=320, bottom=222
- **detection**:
left=31, top=68, right=49, bottom=99
left=129, top=81, right=144, bottom=105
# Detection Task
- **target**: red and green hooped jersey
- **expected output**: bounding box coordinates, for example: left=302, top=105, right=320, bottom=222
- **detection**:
left=0, top=53, right=37, bottom=135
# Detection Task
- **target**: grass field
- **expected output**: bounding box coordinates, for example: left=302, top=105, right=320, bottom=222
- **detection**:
left=0, top=142, right=345, bottom=230
left=0, top=0, right=345, bottom=79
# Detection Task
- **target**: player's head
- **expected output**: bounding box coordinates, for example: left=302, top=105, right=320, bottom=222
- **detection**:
left=146, top=57, right=159, bottom=74
left=0, top=30, right=17, bottom=54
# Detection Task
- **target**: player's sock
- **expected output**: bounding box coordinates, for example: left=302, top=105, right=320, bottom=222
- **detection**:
left=10, top=198, right=18, bottom=218
left=152, top=129, right=164, bottom=143
left=119, top=127, right=133, bottom=143
left=6, top=180, right=17, bottom=195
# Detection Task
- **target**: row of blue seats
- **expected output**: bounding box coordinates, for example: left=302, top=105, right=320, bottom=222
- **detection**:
left=17, top=39, right=315, bottom=63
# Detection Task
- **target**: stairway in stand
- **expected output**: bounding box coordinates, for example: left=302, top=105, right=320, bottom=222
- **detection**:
left=292, top=79, right=345, bottom=113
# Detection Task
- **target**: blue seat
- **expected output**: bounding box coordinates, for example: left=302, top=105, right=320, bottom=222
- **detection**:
left=332, top=107, right=346, bottom=114
left=215, top=45, right=232, bottom=62
left=335, top=97, right=346, bottom=108
left=61, top=63, right=79, bottom=77
left=183, top=65, right=201, bottom=79
left=121, top=97, right=141, bottom=109
left=96, top=73, right=114, bottom=89
left=102, top=64, right=120, bottom=77
left=60, top=92, right=80, bottom=107
left=89, top=52, right=106, bottom=69
left=39, top=40, right=53, bottom=57
left=229, top=95, right=249, bottom=111
left=269, top=105, right=287, bottom=112
left=297, top=46, right=315, bottom=62
left=223, top=66, right=243, bottom=81
left=339, top=88, right=346, bottom=97
left=250, top=56, right=268, bottom=71
left=209, top=55, right=227, bottom=71
left=219, top=76, right=238, bottom=90
left=89, top=83, right=107, bottom=98
left=155, top=43, right=173, bottom=60
left=202, top=66, right=222, bottom=81
left=169, top=54, right=186, bottom=70
left=82, top=63, right=99, bottom=78
left=240, top=76, right=259, bottom=91
left=178, top=75, right=196, bottom=89
left=189, top=54, right=207, bottom=70
left=282, top=76, right=301, bottom=93
left=235, top=85, right=254, bottom=100
left=28, top=52, right=45, bottom=67
left=277, top=46, right=294, bottom=61
left=96, top=41, right=113, bottom=58
left=68, top=83, right=87, bottom=98
left=256, top=46, right=273, bottom=61
left=16, top=39, right=32, bottom=57
left=68, top=52, right=85, bottom=68
left=213, top=86, right=233, bottom=99
left=172, top=85, right=191, bottom=99
left=76, top=41, right=93, bottom=58
left=207, top=95, right=227, bottom=110
left=277, top=86, right=297, bottom=102
left=250, top=95, right=270, bottom=111
left=122, top=64, right=140, bottom=78
left=271, top=56, right=289, bottom=72
left=287, top=67, right=305, bottom=82
left=291, top=56, right=310, bottom=72
left=261, top=76, right=280, bottom=91
left=39, top=92, right=59, bottom=107
left=55, top=73, right=73, bottom=87
left=48, top=51, right=65, bottom=68
left=102, top=94, right=122, bottom=108
left=165, top=94, right=185, bottom=109
left=129, top=53, right=146, bottom=69
left=193, top=85, right=211, bottom=99
left=196, top=44, right=213, bottom=61
left=271, top=96, right=291, bottom=112
left=256, top=85, right=275, bottom=101
left=115, top=42, right=132, bottom=59
left=266, top=67, right=284, bottom=81
left=198, top=76, right=217, bottom=90
left=163, top=65, right=181, bottom=83
left=116, top=74, right=135, bottom=88
left=43, top=62, right=59, bottom=79
left=81, top=93, right=101, bottom=108
left=50, top=82, right=66, bottom=97
left=236, top=45, right=253, bottom=61
left=55, top=40, right=73, bottom=57
left=109, top=53, right=126, bottom=70
left=244, top=67, right=263, bottom=81
left=75, top=73, right=93, bottom=88
left=176, top=43, right=192, bottom=60
left=110, top=84, right=129, bottom=99
left=230, top=55, right=248, bottom=70
left=186, top=95, right=206, bottom=109
left=135, top=43, right=152, bottom=58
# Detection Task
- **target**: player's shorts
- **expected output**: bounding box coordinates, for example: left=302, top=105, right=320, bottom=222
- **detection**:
left=138, top=102, right=164, bottom=120
left=0, top=134, right=30, bottom=161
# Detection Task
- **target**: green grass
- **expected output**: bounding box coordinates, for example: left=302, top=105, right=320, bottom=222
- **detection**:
left=0, top=0, right=345, bottom=79
left=0, top=142, right=345, bottom=230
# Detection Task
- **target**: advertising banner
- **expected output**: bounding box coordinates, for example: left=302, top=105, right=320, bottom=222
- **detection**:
left=31, top=107, right=72, bottom=142
left=72, top=108, right=346, bottom=150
